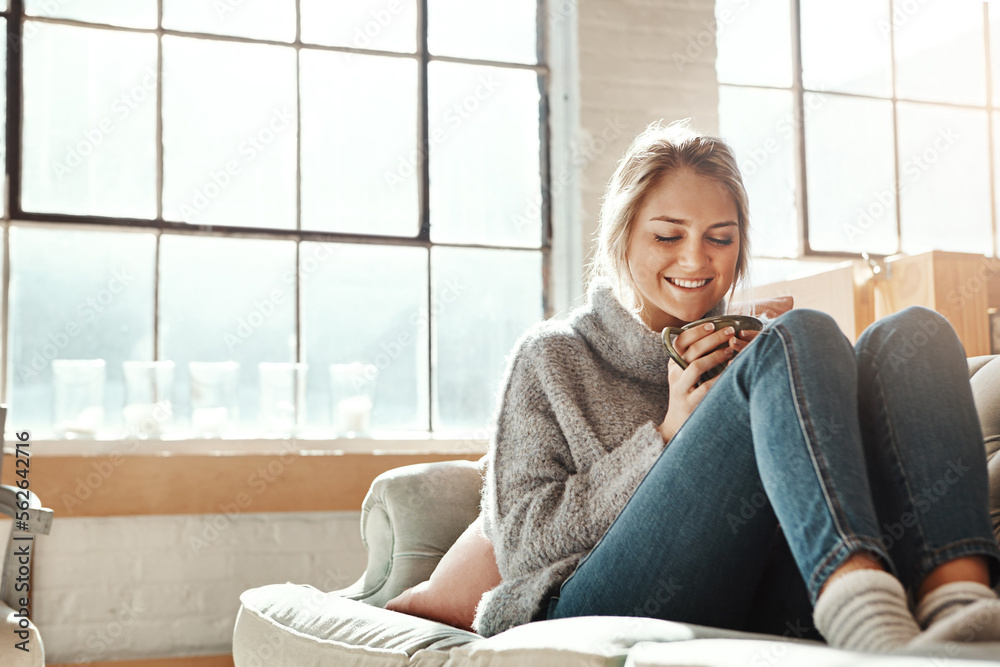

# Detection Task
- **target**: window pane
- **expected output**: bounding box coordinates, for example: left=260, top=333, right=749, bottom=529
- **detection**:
left=719, top=86, right=797, bottom=258
left=25, top=0, right=156, bottom=28
left=159, top=236, right=296, bottom=433
left=162, top=37, right=297, bottom=229
left=894, top=0, right=985, bottom=105
left=991, top=4, right=1000, bottom=105
left=716, top=0, right=792, bottom=87
left=163, top=0, right=296, bottom=42
left=22, top=23, right=157, bottom=218
left=0, top=20, right=5, bottom=218
left=301, top=0, right=417, bottom=53
left=428, top=0, right=536, bottom=64
left=432, top=247, right=542, bottom=433
left=800, top=0, right=892, bottom=97
left=898, top=103, right=990, bottom=255
left=805, top=93, right=897, bottom=254
left=428, top=62, right=542, bottom=247
left=301, top=243, right=428, bottom=432
left=301, top=51, right=418, bottom=236
left=9, top=227, right=155, bottom=435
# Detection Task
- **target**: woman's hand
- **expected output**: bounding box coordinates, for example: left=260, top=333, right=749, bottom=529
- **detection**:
left=658, top=322, right=741, bottom=444
left=729, top=328, right=760, bottom=353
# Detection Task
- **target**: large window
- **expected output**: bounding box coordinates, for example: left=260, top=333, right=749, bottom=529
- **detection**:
left=4, top=1, right=550, bottom=439
left=717, top=0, right=999, bottom=276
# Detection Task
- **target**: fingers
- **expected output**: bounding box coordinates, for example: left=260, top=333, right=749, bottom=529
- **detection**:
left=729, top=328, right=760, bottom=353
left=681, top=326, right=738, bottom=364
left=670, top=321, right=716, bottom=359
left=673, top=346, right=732, bottom=395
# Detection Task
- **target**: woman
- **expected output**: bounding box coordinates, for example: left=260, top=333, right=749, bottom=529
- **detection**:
left=473, top=120, right=1000, bottom=651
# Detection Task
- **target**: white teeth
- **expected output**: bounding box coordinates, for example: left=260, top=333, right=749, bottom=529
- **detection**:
left=670, top=278, right=708, bottom=289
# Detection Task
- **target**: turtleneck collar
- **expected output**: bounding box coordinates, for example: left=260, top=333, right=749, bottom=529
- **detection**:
left=570, top=277, right=725, bottom=384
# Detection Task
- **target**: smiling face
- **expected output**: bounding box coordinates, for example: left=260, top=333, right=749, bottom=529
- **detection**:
left=625, top=167, right=741, bottom=332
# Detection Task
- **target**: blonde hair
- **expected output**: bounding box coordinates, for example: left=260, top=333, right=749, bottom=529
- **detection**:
left=589, top=119, right=751, bottom=314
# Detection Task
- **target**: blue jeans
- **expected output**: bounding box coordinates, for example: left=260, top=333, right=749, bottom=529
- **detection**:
left=544, top=307, right=1000, bottom=636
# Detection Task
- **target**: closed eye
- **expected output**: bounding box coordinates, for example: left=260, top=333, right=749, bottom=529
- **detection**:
left=656, top=234, right=734, bottom=247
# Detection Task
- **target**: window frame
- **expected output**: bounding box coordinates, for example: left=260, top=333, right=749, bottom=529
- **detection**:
left=0, top=0, right=559, bottom=436
left=720, top=0, right=1000, bottom=262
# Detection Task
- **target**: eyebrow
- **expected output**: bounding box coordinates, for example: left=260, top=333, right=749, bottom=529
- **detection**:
left=650, top=216, right=738, bottom=229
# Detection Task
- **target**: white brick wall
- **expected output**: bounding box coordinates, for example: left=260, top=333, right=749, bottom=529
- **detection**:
left=577, top=0, right=720, bottom=275
left=28, top=512, right=366, bottom=663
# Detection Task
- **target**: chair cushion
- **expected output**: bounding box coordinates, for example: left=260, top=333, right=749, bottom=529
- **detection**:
left=444, top=615, right=804, bottom=667
left=234, top=584, right=478, bottom=667
left=627, top=638, right=1000, bottom=666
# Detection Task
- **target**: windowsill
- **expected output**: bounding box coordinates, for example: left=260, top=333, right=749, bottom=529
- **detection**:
left=2, top=432, right=489, bottom=457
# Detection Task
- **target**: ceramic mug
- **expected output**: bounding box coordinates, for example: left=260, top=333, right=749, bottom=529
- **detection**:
left=661, top=315, right=764, bottom=383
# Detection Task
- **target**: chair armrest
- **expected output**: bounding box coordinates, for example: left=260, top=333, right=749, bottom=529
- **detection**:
left=969, top=355, right=998, bottom=379
left=336, top=459, right=483, bottom=607
left=0, top=486, right=52, bottom=536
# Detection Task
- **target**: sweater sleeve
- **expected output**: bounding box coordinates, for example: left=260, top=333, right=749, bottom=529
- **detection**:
left=483, top=340, right=666, bottom=582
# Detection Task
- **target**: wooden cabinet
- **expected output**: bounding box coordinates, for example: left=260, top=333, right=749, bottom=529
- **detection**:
left=878, top=251, right=999, bottom=357
left=743, top=251, right=999, bottom=355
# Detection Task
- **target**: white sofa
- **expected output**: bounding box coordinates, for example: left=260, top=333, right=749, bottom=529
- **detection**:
left=232, top=356, right=1000, bottom=666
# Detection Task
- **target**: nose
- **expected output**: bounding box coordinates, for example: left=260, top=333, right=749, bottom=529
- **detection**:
left=676, top=238, right=709, bottom=270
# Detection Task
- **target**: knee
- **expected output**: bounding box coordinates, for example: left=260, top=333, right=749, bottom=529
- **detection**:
left=857, top=306, right=957, bottom=359
left=767, top=309, right=851, bottom=359
left=773, top=308, right=844, bottom=342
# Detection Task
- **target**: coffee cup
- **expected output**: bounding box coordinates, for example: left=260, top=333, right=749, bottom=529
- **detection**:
left=662, top=315, right=763, bottom=383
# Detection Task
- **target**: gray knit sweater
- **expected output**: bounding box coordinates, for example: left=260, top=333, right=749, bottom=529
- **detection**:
left=473, top=277, right=723, bottom=637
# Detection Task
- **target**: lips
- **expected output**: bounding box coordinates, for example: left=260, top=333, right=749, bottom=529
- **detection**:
left=666, top=277, right=711, bottom=289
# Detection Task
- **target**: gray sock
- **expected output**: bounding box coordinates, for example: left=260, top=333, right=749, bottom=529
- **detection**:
left=909, top=582, right=1000, bottom=646
left=812, top=569, right=920, bottom=652
left=914, top=581, right=997, bottom=629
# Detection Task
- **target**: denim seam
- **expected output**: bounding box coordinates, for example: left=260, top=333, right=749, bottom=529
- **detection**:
left=911, top=537, right=1000, bottom=593
left=869, top=353, right=930, bottom=566
left=774, top=324, right=855, bottom=570
left=807, top=535, right=893, bottom=602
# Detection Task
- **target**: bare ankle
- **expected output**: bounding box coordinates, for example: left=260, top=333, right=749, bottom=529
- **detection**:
left=820, top=551, right=888, bottom=597
left=917, top=556, right=990, bottom=605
